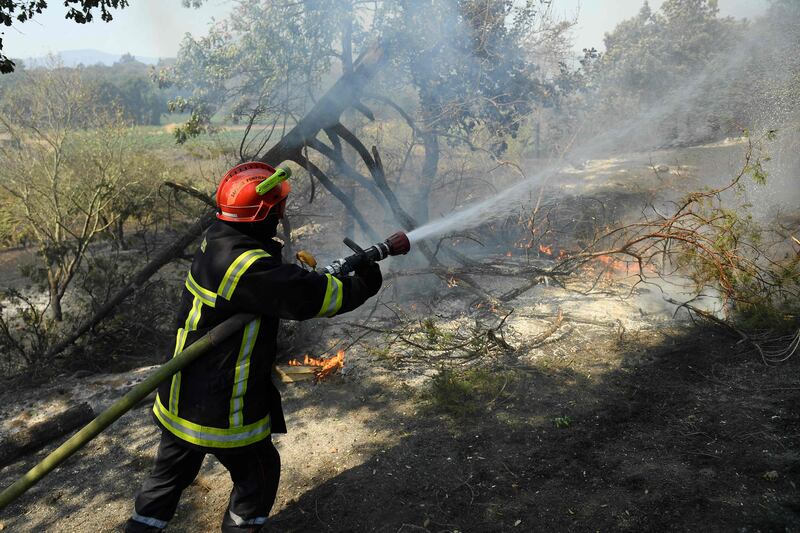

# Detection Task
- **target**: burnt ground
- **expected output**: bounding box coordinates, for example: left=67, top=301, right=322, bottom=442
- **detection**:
left=1, top=141, right=798, bottom=532
left=0, top=302, right=798, bottom=533
left=262, top=327, right=800, bottom=533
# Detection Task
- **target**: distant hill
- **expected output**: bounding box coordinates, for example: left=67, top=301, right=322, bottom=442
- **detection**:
left=23, top=49, right=164, bottom=68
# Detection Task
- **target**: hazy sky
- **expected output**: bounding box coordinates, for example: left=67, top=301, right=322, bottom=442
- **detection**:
left=2, top=0, right=771, bottom=59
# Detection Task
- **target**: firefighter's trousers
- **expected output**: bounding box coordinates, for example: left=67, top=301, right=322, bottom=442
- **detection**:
left=123, top=431, right=280, bottom=532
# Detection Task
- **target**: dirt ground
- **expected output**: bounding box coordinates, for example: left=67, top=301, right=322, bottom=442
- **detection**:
left=0, top=140, right=798, bottom=532
left=0, top=270, right=798, bottom=532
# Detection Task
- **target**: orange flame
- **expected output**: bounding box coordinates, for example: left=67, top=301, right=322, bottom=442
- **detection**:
left=287, top=350, right=345, bottom=382
left=593, top=255, right=655, bottom=276
left=538, top=244, right=553, bottom=255
left=596, top=254, right=629, bottom=274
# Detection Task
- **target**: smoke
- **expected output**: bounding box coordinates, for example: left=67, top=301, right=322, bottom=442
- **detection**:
left=407, top=3, right=799, bottom=244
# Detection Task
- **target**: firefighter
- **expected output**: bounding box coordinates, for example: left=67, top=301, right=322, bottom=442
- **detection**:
left=124, top=162, right=381, bottom=532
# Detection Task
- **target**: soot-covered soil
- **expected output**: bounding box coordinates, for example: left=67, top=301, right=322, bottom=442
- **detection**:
left=1, top=140, right=798, bottom=532
left=264, top=328, right=800, bottom=533
left=1, top=320, right=797, bottom=532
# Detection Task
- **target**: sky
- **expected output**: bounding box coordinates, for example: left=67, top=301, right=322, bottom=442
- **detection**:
left=2, top=0, right=772, bottom=60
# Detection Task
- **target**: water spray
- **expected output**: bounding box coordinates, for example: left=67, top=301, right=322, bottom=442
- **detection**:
left=322, top=231, right=411, bottom=276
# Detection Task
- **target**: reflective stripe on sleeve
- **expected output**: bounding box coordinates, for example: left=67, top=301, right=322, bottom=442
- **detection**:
left=229, top=318, right=261, bottom=428
left=218, top=249, right=270, bottom=300
left=316, top=274, right=344, bottom=317
left=185, top=271, right=217, bottom=307
left=154, top=395, right=270, bottom=448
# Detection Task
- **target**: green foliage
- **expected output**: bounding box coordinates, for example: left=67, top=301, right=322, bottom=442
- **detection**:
left=553, top=415, right=572, bottom=428
left=385, top=1, right=556, bottom=148
left=665, top=135, right=799, bottom=330
left=161, top=0, right=561, bottom=154
left=160, top=0, right=345, bottom=146
left=598, top=0, right=738, bottom=101
left=576, top=0, right=800, bottom=147
left=0, top=67, right=169, bottom=322
left=422, top=317, right=455, bottom=344
left=0, top=59, right=170, bottom=126
left=423, top=367, right=515, bottom=419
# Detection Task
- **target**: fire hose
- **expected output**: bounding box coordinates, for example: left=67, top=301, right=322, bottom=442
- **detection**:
left=0, top=231, right=410, bottom=512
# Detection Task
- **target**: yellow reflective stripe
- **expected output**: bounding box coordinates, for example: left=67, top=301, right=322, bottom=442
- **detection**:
left=169, top=294, right=204, bottom=415
left=218, top=249, right=270, bottom=300
left=186, top=272, right=216, bottom=308
left=154, top=395, right=270, bottom=449
left=316, top=274, right=344, bottom=317
left=229, top=318, right=261, bottom=428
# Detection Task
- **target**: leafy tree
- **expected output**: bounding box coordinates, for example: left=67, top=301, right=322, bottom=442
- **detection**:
left=594, top=0, right=740, bottom=102
left=572, top=0, right=751, bottom=148
left=159, top=0, right=565, bottom=224
left=0, top=67, right=147, bottom=321
left=85, top=56, right=169, bottom=125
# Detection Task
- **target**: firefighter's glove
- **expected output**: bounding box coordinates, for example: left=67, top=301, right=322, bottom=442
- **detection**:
left=355, top=261, right=382, bottom=297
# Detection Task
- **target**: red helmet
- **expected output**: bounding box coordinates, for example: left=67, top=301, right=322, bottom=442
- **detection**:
left=216, top=162, right=291, bottom=222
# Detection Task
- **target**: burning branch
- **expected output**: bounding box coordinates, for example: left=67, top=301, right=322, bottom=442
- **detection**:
left=535, top=133, right=800, bottom=362
left=554, top=135, right=798, bottom=305
left=283, top=350, right=346, bottom=383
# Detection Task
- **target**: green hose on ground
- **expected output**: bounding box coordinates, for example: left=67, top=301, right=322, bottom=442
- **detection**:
left=0, top=312, right=255, bottom=512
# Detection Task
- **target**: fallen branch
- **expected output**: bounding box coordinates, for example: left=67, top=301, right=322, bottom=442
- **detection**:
left=665, top=297, right=799, bottom=365
left=518, top=308, right=564, bottom=350
left=44, top=211, right=217, bottom=359
left=163, top=182, right=215, bottom=208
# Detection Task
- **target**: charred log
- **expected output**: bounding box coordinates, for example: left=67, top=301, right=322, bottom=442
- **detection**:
left=258, top=44, right=385, bottom=166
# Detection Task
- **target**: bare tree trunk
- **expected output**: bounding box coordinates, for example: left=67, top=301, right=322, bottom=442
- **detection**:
left=114, top=218, right=127, bottom=250
left=342, top=133, right=357, bottom=241
left=0, top=403, right=94, bottom=468
left=417, top=132, right=440, bottom=224
left=47, top=274, right=63, bottom=322
left=279, top=217, right=294, bottom=263
left=343, top=182, right=356, bottom=241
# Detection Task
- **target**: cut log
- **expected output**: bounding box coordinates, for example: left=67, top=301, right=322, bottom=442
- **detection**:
left=0, top=403, right=95, bottom=468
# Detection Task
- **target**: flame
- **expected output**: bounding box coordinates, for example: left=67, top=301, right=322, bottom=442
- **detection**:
left=506, top=251, right=513, bottom=257
left=596, top=254, right=629, bottom=273
left=593, top=255, right=655, bottom=276
left=538, top=244, right=553, bottom=255
left=287, top=350, right=345, bottom=382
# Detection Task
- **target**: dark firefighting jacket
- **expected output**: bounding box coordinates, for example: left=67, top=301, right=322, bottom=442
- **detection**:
left=153, top=221, right=376, bottom=451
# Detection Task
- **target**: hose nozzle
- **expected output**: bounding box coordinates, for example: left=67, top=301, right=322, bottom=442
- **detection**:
left=322, top=231, right=411, bottom=276
left=384, top=231, right=410, bottom=256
